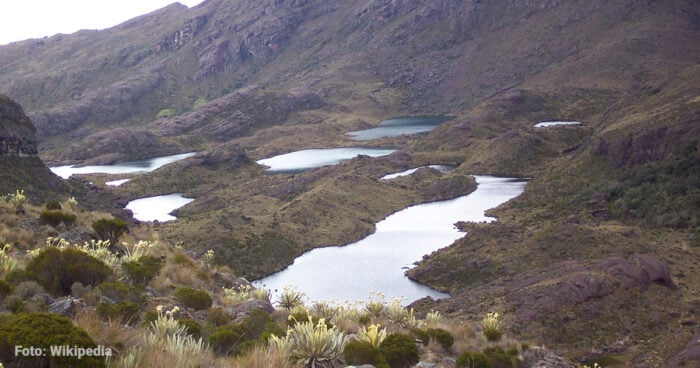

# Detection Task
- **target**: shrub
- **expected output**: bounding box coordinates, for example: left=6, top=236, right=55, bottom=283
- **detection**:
left=378, top=333, right=419, bottom=368
left=209, top=324, right=247, bottom=355
left=456, top=351, right=492, bottom=368
left=358, top=314, right=372, bottom=325
left=25, top=247, right=112, bottom=296
left=39, top=210, right=76, bottom=227
left=174, top=287, right=212, bottom=310
left=97, top=301, right=140, bottom=323
left=206, top=307, right=230, bottom=327
left=427, top=328, right=454, bottom=351
left=97, top=281, right=139, bottom=302
left=344, top=340, right=388, bottom=367
left=0, top=312, right=105, bottom=367
left=0, top=279, right=11, bottom=299
left=122, top=255, right=163, bottom=286
left=208, top=310, right=284, bottom=356
left=479, top=312, right=502, bottom=342
left=45, top=200, right=62, bottom=210
left=178, top=318, right=202, bottom=339
left=483, top=346, right=520, bottom=368
left=92, top=218, right=129, bottom=245
left=410, top=327, right=431, bottom=345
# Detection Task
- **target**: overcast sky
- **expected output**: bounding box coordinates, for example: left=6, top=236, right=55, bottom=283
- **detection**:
left=0, top=0, right=206, bottom=45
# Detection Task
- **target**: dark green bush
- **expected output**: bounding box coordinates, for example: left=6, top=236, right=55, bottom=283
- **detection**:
left=358, top=314, right=371, bottom=325
left=45, top=200, right=62, bottom=210
left=483, top=346, right=520, bottom=368
left=179, top=318, right=202, bottom=338
left=427, top=328, right=454, bottom=351
left=39, top=210, right=76, bottom=227
left=206, top=307, right=231, bottom=327
left=97, top=301, right=140, bottom=323
left=5, top=269, right=34, bottom=285
left=97, top=281, right=139, bottom=302
left=208, top=309, right=283, bottom=356
left=456, top=351, right=491, bottom=368
left=0, top=279, right=11, bottom=299
left=0, top=312, right=105, bottom=367
left=122, top=256, right=162, bottom=286
left=378, top=333, right=419, bottom=368
left=344, top=340, right=388, bottom=367
left=92, top=218, right=129, bottom=245
left=174, top=286, right=212, bottom=310
left=410, top=327, right=431, bottom=345
left=26, top=247, right=112, bottom=296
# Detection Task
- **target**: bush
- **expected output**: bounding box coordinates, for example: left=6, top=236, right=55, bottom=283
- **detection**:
left=378, top=333, right=419, bottom=368
left=97, top=281, right=139, bottom=302
left=344, top=340, right=388, bottom=367
left=0, top=279, right=12, bottom=299
left=410, top=327, right=431, bottom=345
left=456, top=351, right=492, bottom=368
left=39, top=210, right=76, bottom=227
left=209, top=324, right=247, bottom=355
left=122, top=255, right=163, bottom=286
left=208, top=310, right=283, bottom=357
left=483, top=346, right=520, bottom=368
left=178, top=318, right=202, bottom=339
left=97, top=301, right=140, bottom=323
left=0, top=312, right=106, bottom=367
left=25, top=247, right=112, bottom=296
left=427, top=328, right=454, bottom=351
left=45, top=200, right=62, bottom=210
left=206, top=307, right=230, bottom=327
left=174, top=287, right=212, bottom=310
left=92, top=218, right=129, bottom=245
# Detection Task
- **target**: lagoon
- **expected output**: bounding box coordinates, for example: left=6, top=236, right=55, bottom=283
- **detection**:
left=254, top=175, right=526, bottom=304
left=50, top=152, right=196, bottom=179
left=534, top=121, right=582, bottom=128
left=347, top=116, right=451, bottom=141
left=257, top=148, right=395, bottom=173
left=380, top=165, right=454, bottom=180
left=125, top=194, right=194, bottom=222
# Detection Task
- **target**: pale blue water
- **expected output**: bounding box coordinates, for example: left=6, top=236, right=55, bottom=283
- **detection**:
left=257, top=148, right=395, bottom=173
left=125, top=194, right=194, bottom=222
left=380, top=165, right=454, bottom=180
left=50, top=152, right=196, bottom=179
left=254, top=176, right=526, bottom=305
left=347, top=116, right=451, bottom=141
left=534, top=121, right=582, bottom=128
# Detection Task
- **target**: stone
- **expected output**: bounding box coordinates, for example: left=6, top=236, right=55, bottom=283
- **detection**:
left=522, top=347, right=575, bottom=368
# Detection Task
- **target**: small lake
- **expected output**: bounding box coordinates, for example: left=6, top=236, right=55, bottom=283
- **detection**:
left=534, top=121, right=582, bottom=128
left=50, top=152, right=196, bottom=179
left=105, top=179, right=131, bottom=187
left=380, top=165, right=454, bottom=180
left=254, top=175, right=526, bottom=304
left=125, top=194, right=194, bottom=222
left=257, top=148, right=396, bottom=173
left=347, top=116, right=452, bottom=141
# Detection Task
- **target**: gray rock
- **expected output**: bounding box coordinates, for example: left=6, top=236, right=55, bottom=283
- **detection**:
left=48, top=297, right=85, bottom=317
left=522, top=347, right=574, bottom=368
left=224, top=298, right=275, bottom=323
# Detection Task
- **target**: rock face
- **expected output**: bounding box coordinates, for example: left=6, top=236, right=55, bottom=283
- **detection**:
left=522, top=347, right=575, bottom=368
left=506, top=254, right=674, bottom=322
left=0, top=95, right=37, bottom=156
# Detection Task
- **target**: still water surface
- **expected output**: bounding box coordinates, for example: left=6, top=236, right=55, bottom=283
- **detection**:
left=254, top=175, right=526, bottom=304
left=347, top=116, right=451, bottom=141
left=125, top=194, right=194, bottom=222
left=50, top=152, right=196, bottom=179
left=257, top=148, right=395, bottom=173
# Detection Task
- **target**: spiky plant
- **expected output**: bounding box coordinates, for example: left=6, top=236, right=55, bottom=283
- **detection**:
left=356, top=324, right=387, bottom=348
left=0, top=244, right=18, bottom=275
left=285, top=316, right=349, bottom=368
left=277, top=285, right=305, bottom=310
left=479, top=312, right=502, bottom=341
left=425, top=310, right=443, bottom=327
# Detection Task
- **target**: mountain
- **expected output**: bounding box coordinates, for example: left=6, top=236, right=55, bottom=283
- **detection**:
left=0, top=0, right=698, bottom=364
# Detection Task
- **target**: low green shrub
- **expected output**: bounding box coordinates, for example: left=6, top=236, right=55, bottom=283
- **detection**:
left=26, top=247, right=112, bottom=296
left=483, top=346, right=520, bottom=368
left=97, top=281, right=139, bottom=302
left=456, top=351, right=491, bottom=368
left=97, top=301, right=140, bottom=323
left=209, top=309, right=284, bottom=356
left=427, top=328, right=454, bottom=351
left=206, top=307, right=230, bottom=327
left=378, top=333, right=419, bottom=368
left=174, top=287, right=212, bottom=310
left=410, top=327, right=431, bottom=345
left=0, top=312, right=105, bottom=367
left=39, top=210, right=76, bottom=227
left=92, top=218, right=128, bottom=245
left=344, top=340, right=388, bottom=367
left=45, top=200, right=62, bottom=210
left=122, top=255, right=162, bottom=286
left=209, top=324, right=247, bottom=355
left=0, top=279, right=11, bottom=299
left=178, top=318, right=202, bottom=338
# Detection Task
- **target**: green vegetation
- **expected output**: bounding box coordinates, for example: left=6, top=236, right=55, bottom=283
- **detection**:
left=97, top=301, right=140, bottom=323
left=456, top=351, right=491, bottom=368
left=378, top=333, right=420, bottom=368
left=39, top=209, right=77, bottom=227
left=427, top=328, right=454, bottom=351
left=122, top=255, right=163, bottom=286
left=482, top=346, right=521, bottom=368
left=156, top=108, right=176, bottom=119
left=25, top=247, right=112, bottom=296
left=174, top=286, right=212, bottom=310
left=92, top=218, right=129, bottom=245
left=0, top=313, right=105, bottom=367
left=45, top=199, right=62, bottom=210
left=208, top=309, right=283, bottom=356
left=344, top=340, right=388, bottom=367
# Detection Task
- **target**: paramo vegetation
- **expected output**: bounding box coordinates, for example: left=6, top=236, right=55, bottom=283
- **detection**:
left=0, top=190, right=578, bottom=368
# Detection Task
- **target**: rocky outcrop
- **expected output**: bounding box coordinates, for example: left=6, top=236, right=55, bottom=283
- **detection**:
left=506, top=254, right=674, bottom=322
left=522, top=347, right=575, bottom=368
left=0, top=95, right=37, bottom=156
